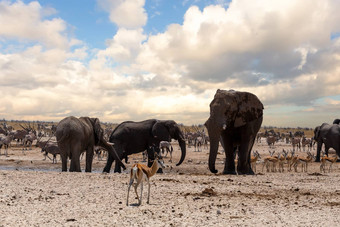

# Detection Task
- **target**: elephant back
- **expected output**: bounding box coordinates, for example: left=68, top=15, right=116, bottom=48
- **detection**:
left=213, top=89, right=264, bottom=128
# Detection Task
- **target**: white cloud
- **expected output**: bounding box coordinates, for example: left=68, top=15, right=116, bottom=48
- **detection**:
left=97, top=0, right=147, bottom=29
left=0, top=1, right=71, bottom=49
left=99, top=28, right=147, bottom=63
left=1, top=0, right=340, bottom=127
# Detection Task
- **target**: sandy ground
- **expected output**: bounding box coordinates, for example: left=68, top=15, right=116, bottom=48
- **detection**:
left=0, top=140, right=339, bottom=226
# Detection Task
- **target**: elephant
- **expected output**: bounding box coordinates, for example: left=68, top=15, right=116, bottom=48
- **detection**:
left=102, top=119, right=186, bottom=173
left=205, top=89, right=264, bottom=175
left=333, top=119, right=340, bottom=124
left=314, top=123, right=340, bottom=162
left=56, top=116, right=126, bottom=172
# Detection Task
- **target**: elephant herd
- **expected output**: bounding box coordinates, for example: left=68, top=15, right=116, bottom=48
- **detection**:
left=55, top=89, right=339, bottom=175
left=56, top=118, right=187, bottom=173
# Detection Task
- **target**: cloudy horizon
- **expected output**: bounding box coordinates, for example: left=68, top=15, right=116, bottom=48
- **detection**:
left=1, top=0, right=340, bottom=127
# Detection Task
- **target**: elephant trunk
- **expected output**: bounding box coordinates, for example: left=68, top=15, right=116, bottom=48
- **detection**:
left=208, top=134, right=220, bottom=174
left=176, top=138, right=186, bottom=166
left=100, top=140, right=126, bottom=170
left=206, top=118, right=224, bottom=174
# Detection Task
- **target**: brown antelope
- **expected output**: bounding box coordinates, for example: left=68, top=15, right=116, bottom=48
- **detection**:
left=126, top=153, right=165, bottom=206
left=320, top=153, right=338, bottom=173
left=262, top=150, right=278, bottom=172
left=286, top=150, right=296, bottom=172
left=293, top=151, right=314, bottom=172
left=250, top=151, right=261, bottom=172
left=278, top=150, right=288, bottom=172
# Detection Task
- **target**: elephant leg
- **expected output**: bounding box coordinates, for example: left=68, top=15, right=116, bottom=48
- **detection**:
left=147, top=148, right=155, bottom=168
left=315, top=142, right=322, bottom=162
left=85, top=146, right=94, bottom=172
left=69, top=158, right=75, bottom=172
left=61, top=156, right=67, bottom=172
left=103, top=153, right=114, bottom=173
left=237, top=138, right=256, bottom=175
left=103, top=143, right=123, bottom=173
left=112, top=144, right=124, bottom=173
left=325, top=146, right=329, bottom=157
left=70, top=151, right=81, bottom=172
left=169, top=148, right=172, bottom=163
left=60, top=152, right=68, bottom=172
left=113, top=155, right=123, bottom=173
left=74, top=154, right=81, bottom=172
left=221, top=136, right=236, bottom=174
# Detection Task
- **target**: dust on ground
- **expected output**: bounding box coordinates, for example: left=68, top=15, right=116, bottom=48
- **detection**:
left=0, top=140, right=339, bottom=226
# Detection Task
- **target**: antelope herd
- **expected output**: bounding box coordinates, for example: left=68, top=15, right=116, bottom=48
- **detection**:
left=252, top=128, right=339, bottom=173
left=0, top=122, right=59, bottom=161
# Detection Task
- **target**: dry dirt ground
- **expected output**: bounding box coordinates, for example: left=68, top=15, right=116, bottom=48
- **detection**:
left=0, top=140, right=339, bottom=226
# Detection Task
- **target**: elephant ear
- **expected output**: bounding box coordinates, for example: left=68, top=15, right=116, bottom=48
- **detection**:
left=314, top=126, right=321, bottom=140
left=91, top=118, right=103, bottom=145
left=152, top=121, right=171, bottom=141
left=233, top=92, right=264, bottom=128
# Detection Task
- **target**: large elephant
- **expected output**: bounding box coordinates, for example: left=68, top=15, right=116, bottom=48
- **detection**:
left=56, top=116, right=126, bottom=172
left=205, top=89, right=263, bottom=175
left=314, top=123, right=340, bottom=162
left=103, top=119, right=186, bottom=173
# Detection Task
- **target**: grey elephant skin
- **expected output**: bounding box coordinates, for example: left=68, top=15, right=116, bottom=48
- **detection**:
left=103, top=119, right=186, bottom=173
left=205, top=89, right=263, bottom=175
left=56, top=116, right=126, bottom=172
left=314, top=123, right=340, bottom=162
left=333, top=119, right=340, bottom=124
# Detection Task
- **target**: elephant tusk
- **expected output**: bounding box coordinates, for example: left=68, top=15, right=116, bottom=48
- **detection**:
left=222, top=124, right=227, bottom=130
left=107, top=142, right=114, bottom=146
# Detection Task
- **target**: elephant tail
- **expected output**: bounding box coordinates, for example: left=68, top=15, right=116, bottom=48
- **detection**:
left=56, top=128, right=70, bottom=144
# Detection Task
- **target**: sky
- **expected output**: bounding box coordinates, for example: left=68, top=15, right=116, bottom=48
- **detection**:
left=0, top=0, right=340, bottom=127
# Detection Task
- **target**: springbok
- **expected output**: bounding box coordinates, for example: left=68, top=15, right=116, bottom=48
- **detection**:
left=250, top=150, right=261, bottom=172
left=293, top=151, right=314, bottom=172
left=262, top=151, right=278, bottom=172
left=277, top=150, right=288, bottom=172
left=126, top=153, right=165, bottom=206
left=320, top=152, right=338, bottom=173
left=286, top=150, right=296, bottom=172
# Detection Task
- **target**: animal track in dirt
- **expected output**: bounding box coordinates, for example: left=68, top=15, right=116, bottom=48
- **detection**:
left=325, top=201, right=340, bottom=207
left=202, top=188, right=217, bottom=196
left=158, top=178, right=180, bottom=183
